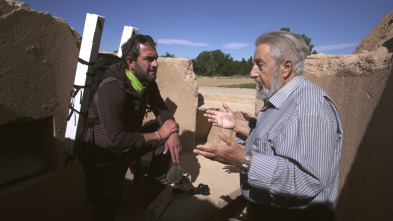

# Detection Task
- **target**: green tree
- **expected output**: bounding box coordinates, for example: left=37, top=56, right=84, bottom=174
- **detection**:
left=192, top=50, right=254, bottom=76
left=161, top=52, right=175, bottom=57
left=192, top=49, right=235, bottom=76
left=192, top=51, right=212, bottom=76
left=280, top=27, right=317, bottom=54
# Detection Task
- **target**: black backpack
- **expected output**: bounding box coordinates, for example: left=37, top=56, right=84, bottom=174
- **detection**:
left=65, top=53, right=122, bottom=164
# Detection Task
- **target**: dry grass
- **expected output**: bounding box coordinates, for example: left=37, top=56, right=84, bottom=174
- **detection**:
left=196, top=76, right=255, bottom=87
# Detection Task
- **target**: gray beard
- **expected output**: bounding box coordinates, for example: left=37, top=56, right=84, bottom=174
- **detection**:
left=256, top=70, right=282, bottom=102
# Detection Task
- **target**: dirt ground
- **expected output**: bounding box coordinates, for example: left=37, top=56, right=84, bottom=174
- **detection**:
left=196, top=76, right=255, bottom=87
left=196, top=75, right=259, bottom=115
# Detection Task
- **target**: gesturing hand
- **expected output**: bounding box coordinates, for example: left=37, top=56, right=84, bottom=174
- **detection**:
left=193, top=132, right=245, bottom=166
left=204, top=103, right=236, bottom=130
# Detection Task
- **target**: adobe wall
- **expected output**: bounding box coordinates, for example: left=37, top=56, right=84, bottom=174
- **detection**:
left=0, top=0, right=79, bottom=138
left=304, top=11, right=393, bottom=220
left=148, top=57, right=198, bottom=153
left=304, top=48, right=393, bottom=220
left=2, top=0, right=392, bottom=219
left=353, top=10, right=393, bottom=54
left=0, top=0, right=91, bottom=220
left=0, top=0, right=198, bottom=219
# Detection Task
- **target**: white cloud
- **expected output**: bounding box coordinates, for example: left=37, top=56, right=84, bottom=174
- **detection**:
left=314, top=42, right=359, bottom=51
left=157, top=39, right=210, bottom=47
left=223, top=42, right=249, bottom=49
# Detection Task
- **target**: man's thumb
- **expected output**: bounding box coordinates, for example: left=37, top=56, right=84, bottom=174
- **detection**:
left=218, top=132, right=230, bottom=144
left=223, top=103, right=232, bottom=113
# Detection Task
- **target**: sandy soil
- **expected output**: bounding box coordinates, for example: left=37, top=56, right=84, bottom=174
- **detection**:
left=196, top=76, right=255, bottom=87
left=196, top=76, right=259, bottom=117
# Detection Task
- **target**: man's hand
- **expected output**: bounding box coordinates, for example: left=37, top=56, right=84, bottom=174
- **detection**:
left=204, top=103, right=236, bottom=129
left=165, top=132, right=182, bottom=163
left=158, top=119, right=179, bottom=140
left=193, top=132, right=245, bottom=166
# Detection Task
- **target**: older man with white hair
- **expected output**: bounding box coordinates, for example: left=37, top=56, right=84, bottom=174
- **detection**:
left=194, top=30, right=343, bottom=221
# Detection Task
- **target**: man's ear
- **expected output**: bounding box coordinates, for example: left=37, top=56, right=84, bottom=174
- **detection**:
left=126, top=56, right=135, bottom=70
left=282, top=59, right=293, bottom=79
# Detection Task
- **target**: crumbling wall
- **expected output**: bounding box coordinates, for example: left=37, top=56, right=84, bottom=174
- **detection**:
left=353, top=11, right=393, bottom=53
left=0, top=0, right=80, bottom=139
left=0, top=1, right=91, bottom=220
left=304, top=11, right=393, bottom=221
left=304, top=48, right=393, bottom=221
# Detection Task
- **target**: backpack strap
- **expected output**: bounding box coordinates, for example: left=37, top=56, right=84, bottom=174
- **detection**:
left=78, top=57, right=96, bottom=66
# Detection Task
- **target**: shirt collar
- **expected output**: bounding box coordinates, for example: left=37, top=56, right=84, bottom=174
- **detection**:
left=267, top=75, right=305, bottom=109
left=125, top=69, right=147, bottom=95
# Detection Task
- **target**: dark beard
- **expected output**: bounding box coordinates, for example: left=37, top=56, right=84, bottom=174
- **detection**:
left=134, top=62, right=157, bottom=83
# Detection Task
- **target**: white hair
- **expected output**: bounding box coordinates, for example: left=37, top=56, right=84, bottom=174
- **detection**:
left=255, top=31, right=309, bottom=75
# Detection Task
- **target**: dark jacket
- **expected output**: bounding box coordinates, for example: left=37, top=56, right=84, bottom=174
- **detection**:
left=82, top=63, right=173, bottom=154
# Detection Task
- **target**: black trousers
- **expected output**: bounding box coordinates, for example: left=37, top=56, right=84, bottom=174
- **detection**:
left=77, top=123, right=170, bottom=221
left=246, top=202, right=335, bottom=221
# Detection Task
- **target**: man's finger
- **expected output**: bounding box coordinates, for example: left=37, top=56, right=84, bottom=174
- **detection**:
left=204, top=113, right=218, bottom=120
left=193, top=147, right=215, bottom=159
left=170, top=145, right=176, bottom=163
left=207, top=118, right=216, bottom=123
left=223, top=103, right=233, bottom=113
left=164, top=144, right=169, bottom=154
left=174, top=146, right=180, bottom=163
left=169, top=143, right=178, bottom=163
left=204, top=113, right=213, bottom=118
left=195, top=145, right=212, bottom=153
left=205, top=109, right=217, bottom=115
left=165, top=143, right=176, bottom=163
left=218, top=132, right=233, bottom=145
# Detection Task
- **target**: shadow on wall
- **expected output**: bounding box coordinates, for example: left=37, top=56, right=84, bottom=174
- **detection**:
left=164, top=98, right=177, bottom=117
left=0, top=117, right=59, bottom=191
left=179, top=130, right=196, bottom=152
left=0, top=137, right=90, bottom=221
left=335, top=66, right=393, bottom=220
left=179, top=149, right=200, bottom=183
left=198, top=93, right=205, bottom=107
left=382, top=38, right=393, bottom=53
left=165, top=97, right=197, bottom=153
left=0, top=104, right=21, bottom=124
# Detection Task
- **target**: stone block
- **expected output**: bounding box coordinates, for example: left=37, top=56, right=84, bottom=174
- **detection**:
left=144, top=57, right=198, bottom=152
left=0, top=0, right=81, bottom=142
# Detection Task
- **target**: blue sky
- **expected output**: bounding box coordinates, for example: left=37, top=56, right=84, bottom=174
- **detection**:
left=23, top=0, right=393, bottom=61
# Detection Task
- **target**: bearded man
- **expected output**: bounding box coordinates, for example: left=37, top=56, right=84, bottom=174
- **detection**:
left=77, top=34, right=181, bottom=221
left=194, top=31, right=343, bottom=221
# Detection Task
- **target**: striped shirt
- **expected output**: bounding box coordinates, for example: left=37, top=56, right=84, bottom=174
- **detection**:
left=241, top=75, right=343, bottom=209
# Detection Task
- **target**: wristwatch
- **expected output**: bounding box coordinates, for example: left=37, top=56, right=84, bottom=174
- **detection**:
left=239, top=152, right=252, bottom=175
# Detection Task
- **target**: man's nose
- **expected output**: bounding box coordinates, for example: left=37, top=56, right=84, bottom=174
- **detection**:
left=249, top=65, right=258, bottom=78
left=151, top=59, right=158, bottom=67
